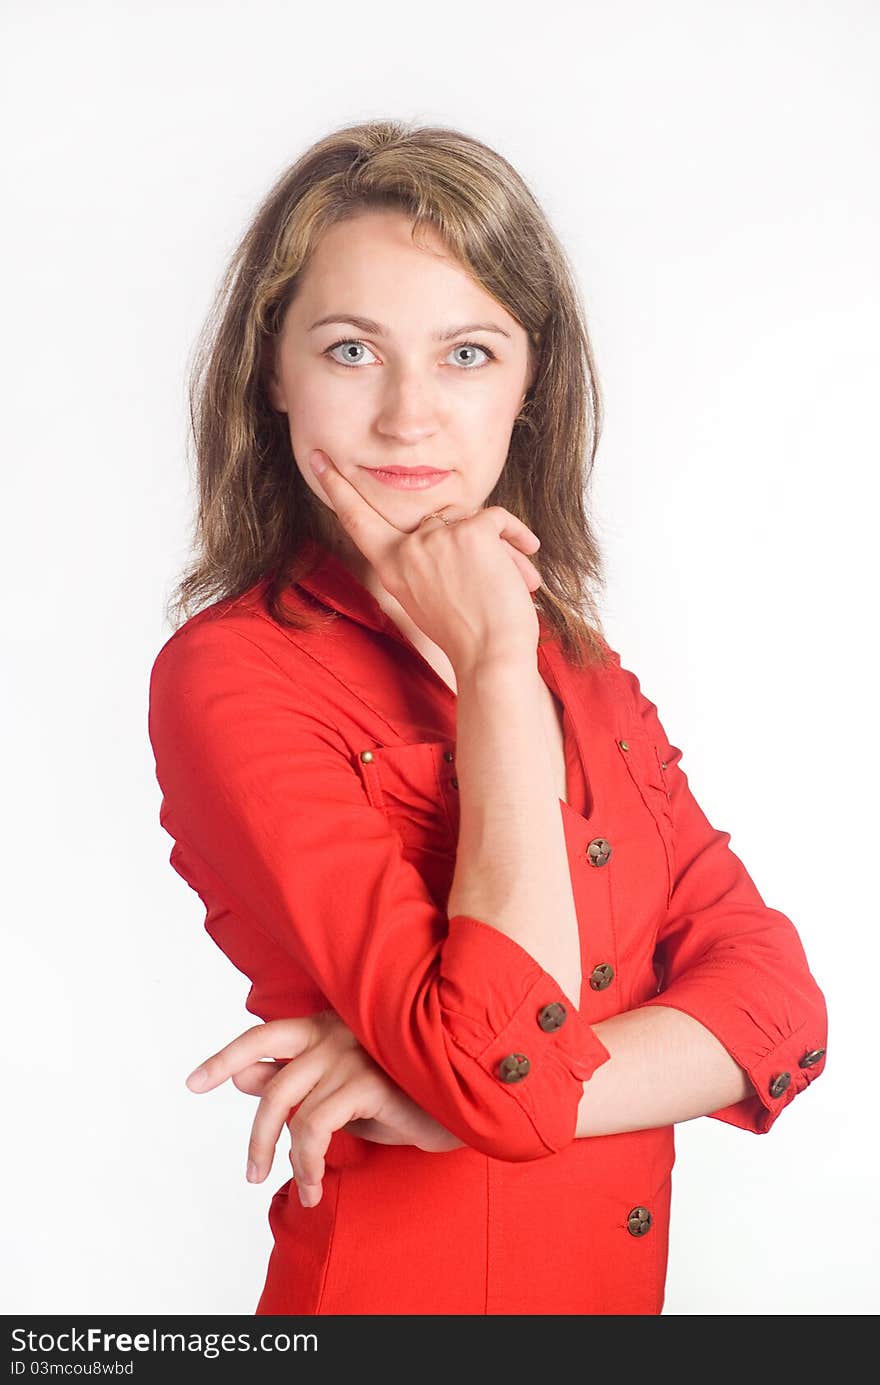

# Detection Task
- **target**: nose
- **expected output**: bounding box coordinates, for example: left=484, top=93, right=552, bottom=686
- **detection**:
left=373, top=369, right=443, bottom=442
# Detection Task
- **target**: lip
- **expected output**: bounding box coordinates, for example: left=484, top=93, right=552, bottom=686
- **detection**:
left=360, top=466, right=451, bottom=491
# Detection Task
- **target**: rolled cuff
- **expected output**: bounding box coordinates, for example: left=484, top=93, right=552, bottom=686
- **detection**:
left=440, top=914, right=612, bottom=1155
left=638, top=977, right=828, bottom=1134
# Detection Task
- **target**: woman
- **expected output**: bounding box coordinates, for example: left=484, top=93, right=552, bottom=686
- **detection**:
left=148, top=119, right=828, bottom=1315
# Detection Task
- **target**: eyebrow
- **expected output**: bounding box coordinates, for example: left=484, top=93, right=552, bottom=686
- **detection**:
left=308, top=313, right=512, bottom=341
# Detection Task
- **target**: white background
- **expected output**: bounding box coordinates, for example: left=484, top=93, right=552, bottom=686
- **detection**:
left=2, top=0, right=877, bottom=1315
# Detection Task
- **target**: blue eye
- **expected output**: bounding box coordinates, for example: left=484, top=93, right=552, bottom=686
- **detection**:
left=324, top=339, right=377, bottom=367
left=323, top=339, right=497, bottom=369
left=450, top=343, right=495, bottom=368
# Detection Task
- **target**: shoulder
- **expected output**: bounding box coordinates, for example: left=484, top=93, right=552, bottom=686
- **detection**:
left=152, top=577, right=322, bottom=675
left=558, top=629, right=666, bottom=735
left=149, top=578, right=339, bottom=725
left=148, top=581, right=355, bottom=769
left=549, top=623, right=625, bottom=714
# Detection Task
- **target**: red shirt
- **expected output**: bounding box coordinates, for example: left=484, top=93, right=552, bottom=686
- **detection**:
left=147, top=536, right=828, bottom=1315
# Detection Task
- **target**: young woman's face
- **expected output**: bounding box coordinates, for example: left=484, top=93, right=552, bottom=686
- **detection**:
left=266, top=208, right=535, bottom=544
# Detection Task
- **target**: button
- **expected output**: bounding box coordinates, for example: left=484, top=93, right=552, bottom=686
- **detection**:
left=589, top=963, right=614, bottom=991
left=769, top=1072, right=791, bottom=1098
left=618, top=739, right=630, bottom=752
left=627, top=1206, right=653, bottom=1236
left=443, top=749, right=454, bottom=762
left=660, top=760, right=668, bottom=770
left=497, top=1053, right=530, bottom=1083
left=799, top=1048, right=825, bottom=1068
left=360, top=750, right=375, bottom=763
left=586, top=837, right=612, bottom=866
left=537, top=1002, right=567, bottom=1032
left=451, top=777, right=459, bottom=789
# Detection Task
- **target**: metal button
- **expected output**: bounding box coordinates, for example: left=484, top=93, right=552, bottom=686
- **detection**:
left=799, top=1048, right=826, bottom=1068
left=360, top=750, right=375, bottom=763
left=451, top=777, right=459, bottom=789
left=627, top=1206, right=653, bottom=1236
left=589, top=963, right=614, bottom=991
left=586, top=837, right=613, bottom=866
left=769, top=1072, right=792, bottom=1098
left=537, top=1002, right=567, bottom=1032
left=497, top=1053, right=530, bottom=1083
left=618, top=739, right=630, bottom=752
left=443, top=749, right=454, bottom=762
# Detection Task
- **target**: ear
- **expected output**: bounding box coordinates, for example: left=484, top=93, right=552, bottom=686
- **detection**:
left=261, top=337, right=287, bottom=414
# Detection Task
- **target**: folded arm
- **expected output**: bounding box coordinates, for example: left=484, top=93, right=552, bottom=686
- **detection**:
left=149, top=618, right=610, bottom=1164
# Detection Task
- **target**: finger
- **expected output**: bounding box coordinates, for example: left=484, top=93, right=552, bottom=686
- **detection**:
left=502, top=539, right=543, bottom=592
left=479, top=505, right=541, bottom=554
left=231, top=1059, right=288, bottom=1097
left=341, top=1116, right=401, bottom=1144
left=185, top=1016, right=315, bottom=1093
left=245, top=1049, right=329, bottom=1182
left=288, top=1078, right=381, bottom=1207
left=433, top=507, right=541, bottom=560
left=308, top=450, right=403, bottom=565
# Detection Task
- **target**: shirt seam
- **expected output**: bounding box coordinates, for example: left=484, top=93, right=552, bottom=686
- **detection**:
left=203, top=623, right=350, bottom=743
left=240, top=608, right=409, bottom=742
left=313, top=1159, right=344, bottom=1314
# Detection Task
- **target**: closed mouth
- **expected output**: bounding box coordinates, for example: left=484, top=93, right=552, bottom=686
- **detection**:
left=365, top=467, right=450, bottom=475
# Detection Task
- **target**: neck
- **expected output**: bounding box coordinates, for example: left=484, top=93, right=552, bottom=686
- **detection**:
left=315, top=514, right=387, bottom=606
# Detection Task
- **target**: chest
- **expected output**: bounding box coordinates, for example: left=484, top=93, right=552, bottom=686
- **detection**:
left=342, top=627, right=675, bottom=1015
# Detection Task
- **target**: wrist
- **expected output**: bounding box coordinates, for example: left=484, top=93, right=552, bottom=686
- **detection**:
left=453, top=650, right=537, bottom=693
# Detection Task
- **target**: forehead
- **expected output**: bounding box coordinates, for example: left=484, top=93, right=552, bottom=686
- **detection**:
left=291, top=210, right=523, bottom=334
left=308, top=207, right=452, bottom=270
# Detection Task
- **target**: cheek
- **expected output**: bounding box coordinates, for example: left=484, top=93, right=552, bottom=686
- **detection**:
left=287, top=366, right=342, bottom=433
left=285, top=372, right=356, bottom=496
left=465, top=395, right=520, bottom=467
left=463, top=386, right=521, bottom=448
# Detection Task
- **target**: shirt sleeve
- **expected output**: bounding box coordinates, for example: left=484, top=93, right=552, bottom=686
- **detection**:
left=148, top=618, right=612, bottom=1163
left=616, top=660, right=828, bottom=1134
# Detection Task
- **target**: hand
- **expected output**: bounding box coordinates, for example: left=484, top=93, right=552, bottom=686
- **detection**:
left=308, top=448, right=542, bottom=671
left=184, top=1011, right=465, bottom=1208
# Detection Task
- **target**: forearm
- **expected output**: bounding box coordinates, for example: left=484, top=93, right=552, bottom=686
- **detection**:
left=575, top=1004, right=752, bottom=1137
left=446, top=656, right=581, bottom=1002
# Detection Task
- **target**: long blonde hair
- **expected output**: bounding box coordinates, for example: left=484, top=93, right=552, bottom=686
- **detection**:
left=168, top=118, right=610, bottom=668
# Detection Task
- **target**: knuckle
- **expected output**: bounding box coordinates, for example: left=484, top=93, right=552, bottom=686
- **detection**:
left=242, top=1021, right=270, bottom=1042
left=295, top=1110, right=317, bottom=1141
left=286, top=1111, right=307, bottom=1141
left=264, top=1084, right=293, bottom=1117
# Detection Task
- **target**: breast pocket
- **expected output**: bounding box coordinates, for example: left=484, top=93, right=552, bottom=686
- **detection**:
left=615, top=730, right=675, bottom=910
left=354, top=740, right=459, bottom=858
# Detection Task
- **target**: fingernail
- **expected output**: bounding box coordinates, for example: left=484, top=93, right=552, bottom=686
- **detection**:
left=186, top=1066, right=209, bottom=1091
left=310, top=450, right=328, bottom=476
left=246, top=1160, right=259, bottom=1182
